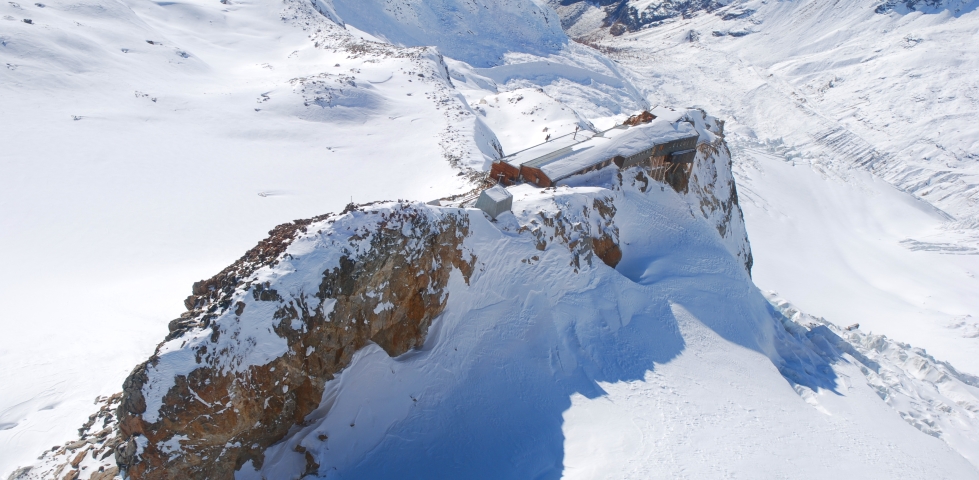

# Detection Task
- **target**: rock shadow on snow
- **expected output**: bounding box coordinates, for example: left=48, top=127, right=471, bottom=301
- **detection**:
left=322, top=286, right=687, bottom=480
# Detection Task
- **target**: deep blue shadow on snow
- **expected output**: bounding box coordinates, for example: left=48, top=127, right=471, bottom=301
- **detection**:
left=330, top=290, right=686, bottom=479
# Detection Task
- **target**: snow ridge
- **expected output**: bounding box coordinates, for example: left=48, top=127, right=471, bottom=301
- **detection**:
left=769, top=294, right=979, bottom=468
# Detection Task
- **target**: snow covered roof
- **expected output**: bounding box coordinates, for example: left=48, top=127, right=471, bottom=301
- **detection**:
left=475, top=185, right=513, bottom=219
left=527, top=120, right=698, bottom=182
left=480, top=184, right=513, bottom=203
left=502, top=130, right=597, bottom=167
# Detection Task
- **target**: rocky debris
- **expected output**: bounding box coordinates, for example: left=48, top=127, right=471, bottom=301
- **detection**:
left=518, top=195, right=621, bottom=272
left=114, top=202, right=476, bottom=479
left=622, top=110, right=656, bottom=126
left=548, top=0, right=723, bottom=36
left=9, top=395, right=123, bottom=480
left=874, top=0, right=964, bottom=13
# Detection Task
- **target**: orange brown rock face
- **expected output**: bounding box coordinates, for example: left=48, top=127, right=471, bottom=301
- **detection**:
left=114, top=204, right=475, bottom=480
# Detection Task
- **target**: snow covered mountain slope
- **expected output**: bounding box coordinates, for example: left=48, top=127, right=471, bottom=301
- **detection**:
left=0, top=2, right=483, bottom=474
left=735, top=147, right=979, bottom=375
left=553, top=0, right=979, bottom=231
left=469, top=88, right=596, bottom=154
left=321, top=0, right=567, bottom=68
left=4, top=0, right=979, bottom=477
left=544, top=0, right=979, bottom=374
left=562, top=292, right=979, bottom=478
left=15, top=118, right=979, bottom=479
left=0, top=0, right=651, bottom=474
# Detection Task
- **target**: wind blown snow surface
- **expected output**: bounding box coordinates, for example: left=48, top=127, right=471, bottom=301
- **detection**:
left=3, top=0, right=979, bottom=476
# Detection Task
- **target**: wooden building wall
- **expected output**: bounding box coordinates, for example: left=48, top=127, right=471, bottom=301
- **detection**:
left=520, top=165, right=553, bottom=187
left=490, top=161, right=521, bottom=185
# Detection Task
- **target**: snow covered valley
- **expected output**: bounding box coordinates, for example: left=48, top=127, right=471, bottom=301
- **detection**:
left=554, top=0, right=979, bottom=389
left=2, top=0, right=979, bottom=477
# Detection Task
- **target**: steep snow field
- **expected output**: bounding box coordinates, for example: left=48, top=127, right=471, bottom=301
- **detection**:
left=736, top=148, right=979, bottom=375
left=562, top=298, right=979, bottom=478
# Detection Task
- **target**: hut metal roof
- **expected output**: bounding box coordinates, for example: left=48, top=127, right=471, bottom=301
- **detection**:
left=529, top=120, right=698, bottom=182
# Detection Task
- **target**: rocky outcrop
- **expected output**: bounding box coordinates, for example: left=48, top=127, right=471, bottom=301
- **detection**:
left=548, top=0, right=723, bottom=36
left=113, top=203, right=476, bottom=479
left=10, top=395, right=124, bottom=480
left=688, top=121, right=754, bottom=275
left=13, top=106, right=754, bottom=479
left=874, top=0, right=971, bottom=14
left=623, top=108, right=753, bottom=275
left=518, top=196, right=622, bottom=272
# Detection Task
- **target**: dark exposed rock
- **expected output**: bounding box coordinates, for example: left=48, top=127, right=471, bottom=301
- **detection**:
left=623, top=110, right=656, bottom=126
left=89, top=467, right=120, bottom=480
left=69, top=449, right=87, bottom=469
left=719, top=8, right=754, bottom=20
left=550, top=0, right=724, bottom=34
left=6, top=467, right=32, bottom=480
left=874, top=0, right=962, bottom=13
left=591, top=235, right=623, bottom=267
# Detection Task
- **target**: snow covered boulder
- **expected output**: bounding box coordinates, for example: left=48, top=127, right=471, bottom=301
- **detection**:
left=111, top=203, right=478, bottom=480
left=474, top=185, right=513, bottom=220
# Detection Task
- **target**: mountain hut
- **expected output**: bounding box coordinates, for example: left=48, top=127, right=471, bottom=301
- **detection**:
left=489, top=117, right=701, bottom=188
